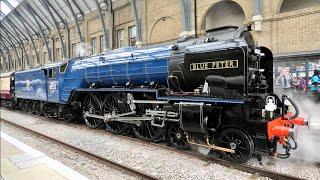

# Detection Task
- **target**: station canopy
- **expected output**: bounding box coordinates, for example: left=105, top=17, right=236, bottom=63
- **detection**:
left=0, top=0, right=108, bottom=52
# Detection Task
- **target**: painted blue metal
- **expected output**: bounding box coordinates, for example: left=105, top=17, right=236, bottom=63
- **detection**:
left=60, top=46, right=171, bottom=102
left=12, top=42, right=247, bottom=105
left=15, top=68, right=47, bottom=101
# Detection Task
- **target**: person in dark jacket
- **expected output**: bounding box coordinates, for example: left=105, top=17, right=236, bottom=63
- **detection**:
left=311, top=69, right=320, bottom=102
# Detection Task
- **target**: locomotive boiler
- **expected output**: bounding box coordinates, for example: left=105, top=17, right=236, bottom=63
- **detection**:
left=3, top=26, right=308, bottom=163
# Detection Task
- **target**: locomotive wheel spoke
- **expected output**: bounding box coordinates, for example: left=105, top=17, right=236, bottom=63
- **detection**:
left=131, top=121, right=164, bottom=142
left=103, top=94, right=130, bottom=135
left=217, top=128, right=254, bottom=163
left=168, top=123, right=190, bottom=150
left=131, top=94, right=165, bottom=142
left=82, top=94, right=102, bottom=129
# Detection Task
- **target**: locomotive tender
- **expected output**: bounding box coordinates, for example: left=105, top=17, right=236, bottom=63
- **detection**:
left=0, top=27, right=308, bottom=163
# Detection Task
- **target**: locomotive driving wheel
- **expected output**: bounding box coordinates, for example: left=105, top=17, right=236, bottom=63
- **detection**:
left=217, top=128, right=254, bottom=163
left=168, top=123, right=190, bottom=150
left=103, top=94, right=130, bottom=135
left=130, top=97, right=165, bottom=142
left=131, top=120, right=165, bottom=142
left=82, top=94, right=103, bottom=129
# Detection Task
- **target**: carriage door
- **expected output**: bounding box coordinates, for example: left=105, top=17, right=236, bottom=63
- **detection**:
left=47, top=67, right=59, bottom=102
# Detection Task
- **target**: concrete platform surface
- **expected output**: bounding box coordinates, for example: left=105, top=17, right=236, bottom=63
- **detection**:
left=1, top=132, right=88, bottom=180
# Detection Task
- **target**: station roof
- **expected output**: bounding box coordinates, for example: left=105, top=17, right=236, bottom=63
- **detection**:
left=0, top=0, right=108, bottom=53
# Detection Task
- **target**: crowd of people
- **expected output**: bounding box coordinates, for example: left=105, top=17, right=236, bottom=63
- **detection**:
left=275, top=68, right=320, bottom=103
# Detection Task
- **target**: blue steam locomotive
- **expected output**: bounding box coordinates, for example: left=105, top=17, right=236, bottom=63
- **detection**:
left=1, top=27, right=308, bottom=163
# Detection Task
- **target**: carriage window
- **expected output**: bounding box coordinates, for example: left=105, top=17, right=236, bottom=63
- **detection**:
left=60, top=62, right=68, bottom=73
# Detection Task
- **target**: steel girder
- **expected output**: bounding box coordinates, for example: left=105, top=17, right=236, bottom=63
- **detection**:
left=0, top=25, right=23, bottom=64
left=11, top=10, right=38, bottom=35
left=0, top=35, right=12, bottom=48
left=94, top=0, right=109, bottom=51
left=0, top=53, right=4, bottom=71
left=2, top=0, right=14, bottom=9
left=55, top=0, right=70, bottom=18
left=6, top=9, right=35, bottom=36
left=5, top=48, right=13, bottom=70
left=0, top=44, right=10, bottom=70
left=253, top=0, right=263, bottom=16
left=41, top=0, right=67, bottom=60
left=0, top=52, right=8, bottom=71
left=2, top=21, right=29, bottom=69
left=64, top=0, right=83, bottom=43
left=71, top=0, right=84, bottom=15
left=28, top=1, right=55, bottom=27
left=80, top=0, right=91, bottom=11
left=129, top=0, right=142, bottom=45
left=21, top=2, right=52, bottom=62
left=1, top=22, right=22, bottom=48
left=0, top=34, right=20, bottom=69
left=11, top=10, right=40, bottom=66
left=43, top=0, right=66, bottom=25
left=0, top=11, right=6, bottom=18
left=180, top=0, right=192, bottom=32
left=4, top=18, right=29, bottom=40
left=1, top=24, right=22, bottom=48
left=23, top=2, right=51, bottom=30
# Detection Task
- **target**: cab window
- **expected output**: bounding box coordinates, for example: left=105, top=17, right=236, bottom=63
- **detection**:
left=45, top=68, right=56, bottom=79
left=59, top=62, right=68, bottom=73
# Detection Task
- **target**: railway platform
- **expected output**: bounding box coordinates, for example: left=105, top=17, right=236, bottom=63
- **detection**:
left=0, top=132, right=88, bottom=180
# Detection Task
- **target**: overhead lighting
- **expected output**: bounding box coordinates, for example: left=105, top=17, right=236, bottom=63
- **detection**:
left=44, top=29, right=50, bottom=35
left=15, top=43, right=20, bottom=47
left=33, top=34, right=38, bottom=40
left=9, top=46, right=13, bottom=50
left=100, top=2, right=108, bottom=11
left=58, top=22, right=65, bottom=29
left=76, top=13, right=84, bottom=21
left=23, top=39, right=28, bottom=44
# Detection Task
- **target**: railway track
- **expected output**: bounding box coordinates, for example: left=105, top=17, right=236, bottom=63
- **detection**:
left=1, top=111, right=304, bottom=180
left=0, top=118, right=157, bottom=180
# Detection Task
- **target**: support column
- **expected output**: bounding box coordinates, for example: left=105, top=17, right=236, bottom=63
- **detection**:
left=252, top=0, right=263, bottom=31
left=94, top=0, right=109, bottom=51
left=180, top=0, right=193, bottom=37
left=130, top=0, right=143, bottom=46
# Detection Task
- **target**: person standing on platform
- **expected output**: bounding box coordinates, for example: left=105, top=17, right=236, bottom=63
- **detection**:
left=276, top=68, right=294, bottom=94
left=298, top=74, right=307, bottom=94
left=311, top=69, right=320, bottom=102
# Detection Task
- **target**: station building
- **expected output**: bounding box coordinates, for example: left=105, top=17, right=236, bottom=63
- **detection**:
left=0, top=0, right=319, bottom=81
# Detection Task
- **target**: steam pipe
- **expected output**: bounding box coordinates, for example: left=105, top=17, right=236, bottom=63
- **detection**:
left=282, top=95, right=299, bottom=120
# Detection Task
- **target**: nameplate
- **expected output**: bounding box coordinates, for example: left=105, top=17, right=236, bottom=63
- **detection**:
left=190, top=60, right=238, bottom=71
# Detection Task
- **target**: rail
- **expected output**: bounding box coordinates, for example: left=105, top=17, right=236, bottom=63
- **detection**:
left=0, top=118, right=157, bottom=180
left=0, top=110, right=304, bottom=180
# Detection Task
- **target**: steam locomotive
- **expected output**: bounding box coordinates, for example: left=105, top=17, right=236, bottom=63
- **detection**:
left=0, top=26, right=308, bottom=163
